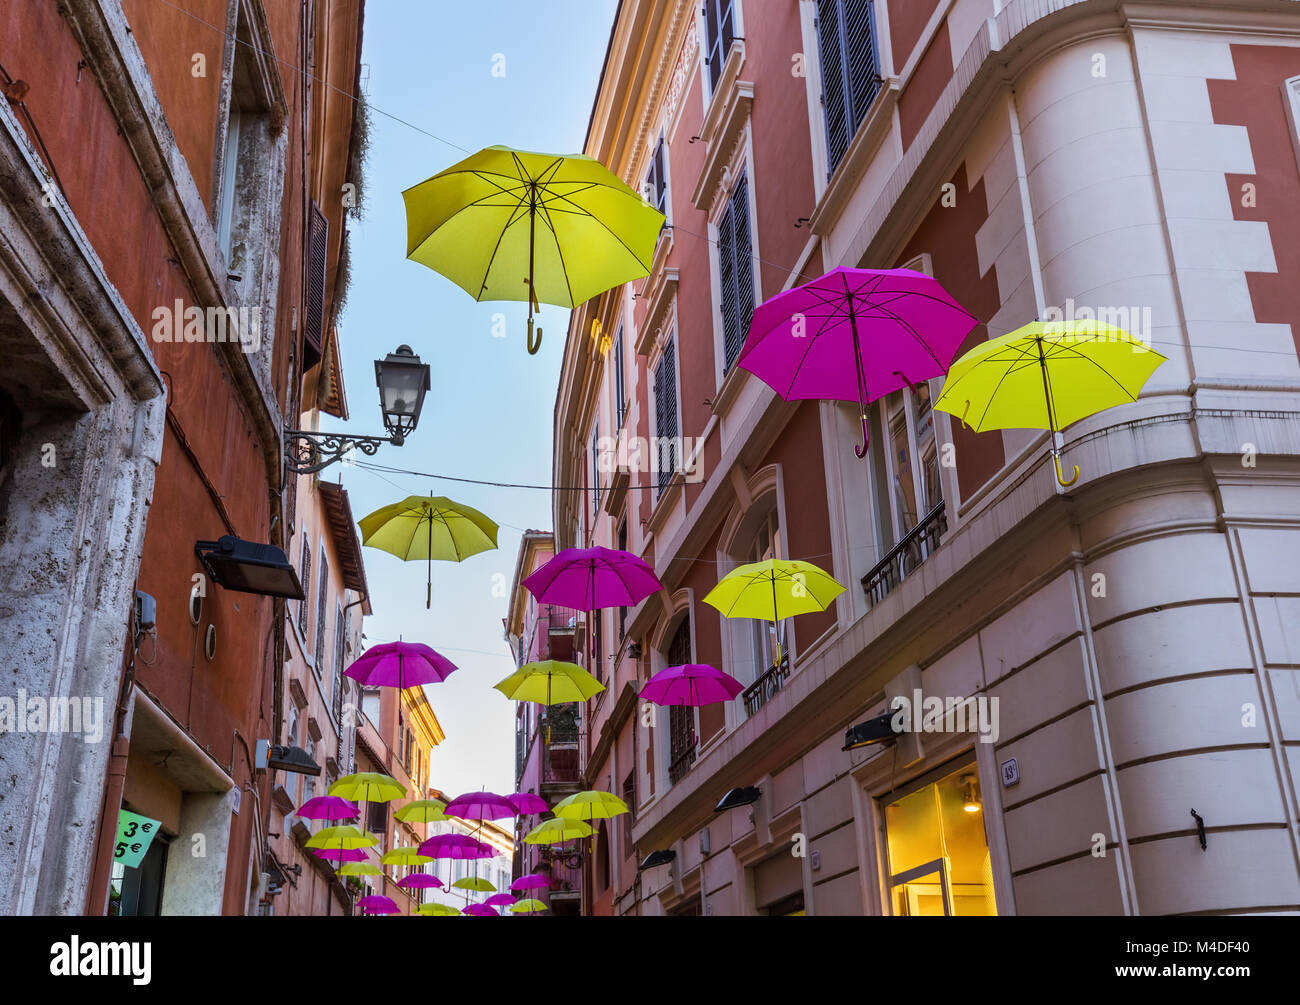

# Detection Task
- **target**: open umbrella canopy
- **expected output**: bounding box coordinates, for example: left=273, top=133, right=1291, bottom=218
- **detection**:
left=737, top=266, right=978, bottom=456
left=452, top=876, right=496, bottom=893
left=329, top=773, right=406, bottom=804
left=640, top=663, right=744, bottom=707
left=464, top=903, right=500, bottom=916
left=402, top=145, right=664, bottom=354
left=312, top=847, right=367, bottom=864
left=358, top=495, right=499, bottom=608
left=524, top=817, right=593, bottom=844
left=394, top=798, right=448, bottom=824
left=934, top=319, right=1167, bottom=486
left=523, top=545, right=663, bottom=610
left=357, top=894, right=399, bottom=915
left=418, top=833, right=496, bottom=860
left=305, top=825, right=378, bottom=851
left=344, top=640, right=457, bottom=689
left=704, top=559, right=844, bottom=621
left=295, top=795, right=360, bottom=821
left=418, top=902, right=462, bottom=916
left=494, top=660, right=604, bottom=705
left=552, top=790, right=628, bottom=822
left=510, top=873, right=553, bottom=892
left=510, top=898, right=549, bottom=914
left=484, top=893, right=517, bottom=907
left=338, top=862, right=383, bottom=877
left=444, top=791, right=517, bottom=822
left=381, top=846, right=433, bottom=867
left=398, top=872, right=444, bottom=890
left=508, top=792, right=549, bottom=816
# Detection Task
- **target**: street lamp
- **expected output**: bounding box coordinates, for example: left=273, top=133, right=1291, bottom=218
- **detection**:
left=286, top=345, right=430, bottom=474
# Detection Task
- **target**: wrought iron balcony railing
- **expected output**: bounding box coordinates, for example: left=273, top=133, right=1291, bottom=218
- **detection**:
left=742, top=653, right=791, bottom=718
left=860, top=501, right=947, bottom=608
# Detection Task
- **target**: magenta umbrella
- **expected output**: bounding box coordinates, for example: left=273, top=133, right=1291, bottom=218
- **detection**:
left=344, top=640, right=457, bottom=690
left=312, top=847, right=367, bottom=863
left=523, top=546, right=662, bottom=611
left=640, top=663, right=744, bottom=706
left=296, top=795, right=360, bottom=821
left=398, top=872, right=444, bottom=890
left=464, top=904, right=499, bottom=916
left=418, top=833, right=496, bottom=860
left=510, top=873, right=552, bottom=892
left=484, top=893, right=517, bottom=907
left=357, top=894, right=399, bottom=915
left=508, top=792, right=548, bottom=816
left=445, top=791, right=517, bottom=822
left=737, top=267, right=978, bottom=456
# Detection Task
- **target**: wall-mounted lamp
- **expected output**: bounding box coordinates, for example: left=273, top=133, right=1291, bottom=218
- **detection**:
left=639, top=849, right=676, bottom=870
left=196, top=536, right=304, bottom=600
left=960, top=774, right=981, bottom=814
left=843, top=707, right=901, bottom=750
left=714, top=786, right=761, bottom=813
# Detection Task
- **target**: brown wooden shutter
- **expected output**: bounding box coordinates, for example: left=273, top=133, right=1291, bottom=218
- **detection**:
left=304, top=202, right=328, bottom=372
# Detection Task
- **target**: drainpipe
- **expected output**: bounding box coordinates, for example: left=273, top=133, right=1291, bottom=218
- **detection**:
left=85, top=675, right=136, bottom=915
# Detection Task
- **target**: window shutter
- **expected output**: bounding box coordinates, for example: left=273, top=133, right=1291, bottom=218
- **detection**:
left=614, top=327, right=627, bottom=429
left=315, top=551, right=329, bottom=661
left=299, top=539, right=312, bottom=628
left=654, top=339, right=679, bottom=496
left=304, top=202, right=328, bottom=372
left=818, top=0, right=881, bottom=176
left=650, top=138, right=668, bottom=215
left=719, top=173, right=754, bottom=374
left=592, top=428, right=601, bottom=515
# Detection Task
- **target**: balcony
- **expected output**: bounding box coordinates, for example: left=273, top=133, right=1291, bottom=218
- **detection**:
left=741, top=653, right=791, bottom=718
left=861, top=501, right=947, bottom=608
left=539, top=847, right=583, bottom=898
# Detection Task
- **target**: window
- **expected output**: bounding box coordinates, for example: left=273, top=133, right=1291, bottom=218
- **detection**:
left=613, top=326, right=627, bottom=430
left=653, top=339, right=680, bottom=496
left=108, top=832, right=170, bottom=916
left=332, top=601, right=346, bottom=721
left=616, top=521, right=628, bottom=639
left=717, top=172, right=755, bottom=373
left=298, top=537, right=312, bottom=631
left=748, top=511, right=783, bottom=682
left=591, top=426, right=601, bottom=516
left=703, top=0, right=738, bottom=95
left=882, top=763, right=996, bottom=916
left=367, top=800, right=387, bottom=837
left=314, top=547, right=329, bottom=663
left=283, top=707, right=301, bottom=807
left=216, top=103, right=243, bottom=258
left=621, top=771, right=635, bottom=856
left=666, top=617, right=695, bottom=784
left=816, top=0, right=883, bottom=176
left=304, top=202, right=328, bottom=371
left=645, top=137, right=669, bottom=218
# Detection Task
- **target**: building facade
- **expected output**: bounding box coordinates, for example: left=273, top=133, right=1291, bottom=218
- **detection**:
left=504, top=531, right=585, bottom=916
left=0, top=0, right=368, bottom=915
left=555, top=0, right=1300, bottom=915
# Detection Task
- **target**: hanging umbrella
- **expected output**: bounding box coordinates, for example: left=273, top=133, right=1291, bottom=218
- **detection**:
left=452, top=877, right=496, bottom=893
left=485, top=893, right=517, bottom=907
left=312, top=847, right=367, bottom=864
left=398, top=872, right=444, bottom=891
left=495, top=661, right=604, bottom=706
left=418, top=833, right=496, bottom=860
left=359, top=495, right=499, bottom=608
left=737, top=266, right=978, bottom=456
left=381, top=847, right=433, bottom=868
left=418, top=902, right=462, bottom=916
left=524, top=818, right=593, bottom=844
left=640, top=663, right=744, bottom=706
left=703, top=558, right=844, bottom=665
left=305, top=825, right=379, bottom=851
left=443, top=791, right=517, bottom=822
left=357, top=894, right=399, bottom=915
left=552, top=790, right=628, bottom=823
left=402, top=145, right=664, bottom=354
left=338, top=862, right=383, bottom=877
left=508, top=793, right=549, bottom=816
left=464, top=904, right=500, bottom=916
left=329, top=773, right=407, bottom=804
left=394, top=798, right=447, bottom=824
left=295, top=795, right=360, bottom=821
left=510, top=873, right=553, bottom=892
left=934, top=319, right=1166, bottom=486
left=344, top=640, right=458, bottom=689
left=523, top=546, right=663, bottom=611
left=510, top=898, right=549, bottom=914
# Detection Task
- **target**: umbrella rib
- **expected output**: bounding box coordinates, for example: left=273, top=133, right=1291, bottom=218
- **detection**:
left=532, top=197, right=576, bottom=307
left=540, top=183, right=657, bottom=272
left=1043, top=337, right=1144, bottom=405
left=971, top=347, right=1042, bottom=431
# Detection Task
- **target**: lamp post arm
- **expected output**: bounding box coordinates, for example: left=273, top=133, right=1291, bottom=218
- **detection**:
left=284, top=429, right=392, bottom=475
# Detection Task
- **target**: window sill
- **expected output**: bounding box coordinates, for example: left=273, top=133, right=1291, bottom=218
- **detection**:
left=710, top=356, right=750, bottom=420
left=646, top=470, right=686, bottom=539
left=699, top=41, right=746, bottom=146
left=692, top=72, right=754, bottom=212
left=637, top=260, right=678, bottom=359
left=808, top=78, right=901, bottom=236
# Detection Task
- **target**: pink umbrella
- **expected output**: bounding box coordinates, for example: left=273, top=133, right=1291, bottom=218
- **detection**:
left=464, top=904, right=499, bottom=916
left=418, top=834, right=496, bottom=860
left=357, top=894, right=399, bottom=915
left=484, top=893, right=517, bottom=907
left=640, top=663, right=743, bottom=706
left=737, top=267, right=978, bottom=456
left=444, top=791, right=517, bottom=822
left=312, top=847, right=367, bottom=863
left=344, top=640, right=457, bottom=689
left=523, top=546, right=663, bottom=611
left=510, top=873, right=552, bottom=892
left=508, top=792, right=548, bottom=816
left=296, top=795, right=360, bottom=821
left=398, top=872, right=444, bottom=890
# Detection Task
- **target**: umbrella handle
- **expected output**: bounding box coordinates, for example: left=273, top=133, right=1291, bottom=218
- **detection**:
left=1054, top=452, right=1079, bottom=487
left=527, top=316, right=542, bottom=355
left=854, top=412, right=870, bottom=459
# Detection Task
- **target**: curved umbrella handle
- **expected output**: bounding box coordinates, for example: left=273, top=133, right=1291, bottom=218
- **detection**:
left=1054, top=452, right=1079, bottom=487
left=854, top=412, right=870, bottom=459
left=527, top=318, right=542, bottom=355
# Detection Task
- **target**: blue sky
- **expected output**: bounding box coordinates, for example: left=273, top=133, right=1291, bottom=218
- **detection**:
left=331, top=1, right=619, bottom=797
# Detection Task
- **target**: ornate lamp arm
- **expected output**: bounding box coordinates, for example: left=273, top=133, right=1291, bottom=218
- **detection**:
left=284, top=429, right=393, bottom=475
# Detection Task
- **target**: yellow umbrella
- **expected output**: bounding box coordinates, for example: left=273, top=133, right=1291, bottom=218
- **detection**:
left=359, top=495, right=499, bottom=608
left=402, top=145, right=664, bottom=354
left=934, top=319, right=1166, bottom=486
left=452, top=877, right=496, bottom=893
left=510, top=898, right=548, bottom=914
left=305, top=825, right=378, bottom=851
left=703, top=558, right=845, bottom=664
left=494, top=660, right=605, bottom=706
left=418, top=903, right=462, bottom=916
left=552, top=790, right=628, bottom=822
left=524, top=818, right=593, bottom=844
left=329, top=772, right=407, bottom=803
left=394, top=798, right=447, bottom=824
left=381, top=847, right=433, bottom=867
left=337, top=862, right=383, bottom=877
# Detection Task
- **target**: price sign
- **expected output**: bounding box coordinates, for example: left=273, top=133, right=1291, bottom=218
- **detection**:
left=113, top=809, right=161, bottom=869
